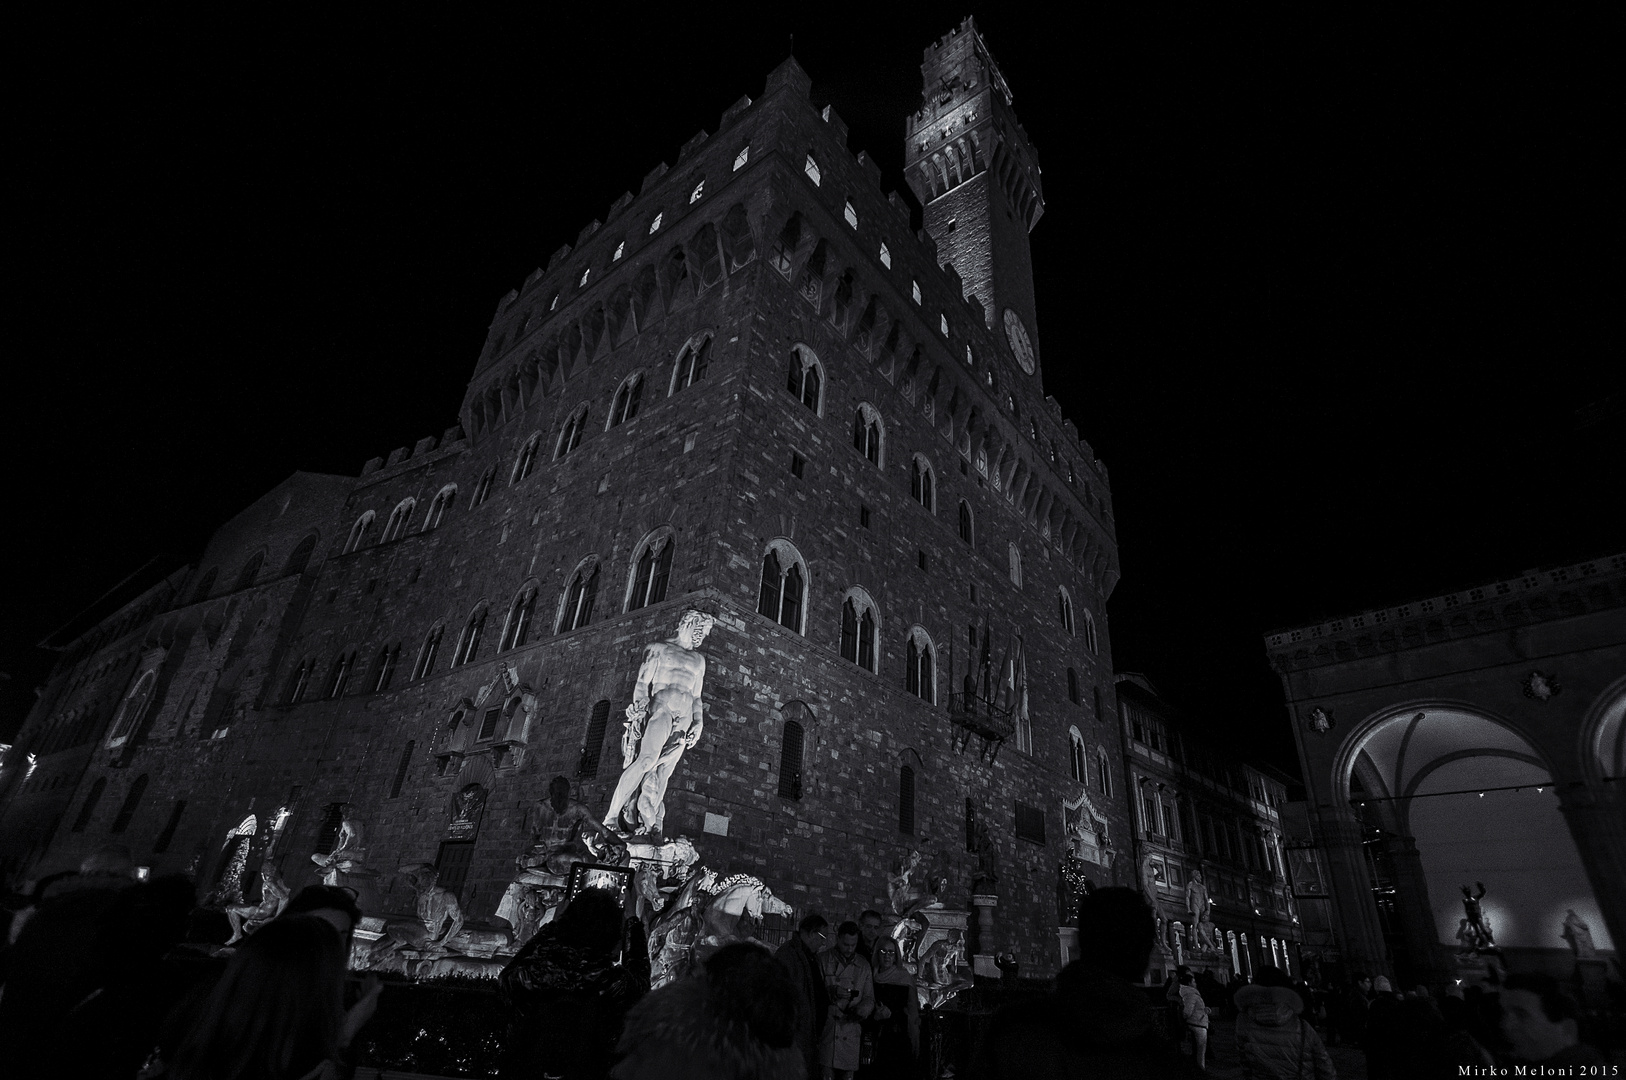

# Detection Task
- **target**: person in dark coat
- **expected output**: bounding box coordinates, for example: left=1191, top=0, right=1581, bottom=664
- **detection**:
left=499, top=888, right=650, bottom=1080
left=613, top=941, right=805, bottom=1080
left=966, top=887, right=1189, bottom=1079
left=775, top=913, right=831, bottom=1080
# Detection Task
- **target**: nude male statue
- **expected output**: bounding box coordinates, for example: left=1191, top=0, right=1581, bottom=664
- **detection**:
left=520, top=776, right=627, bottom=880
left=224, top=857, right=290, bottom=943
left=604, top=609, right=715, bottom=837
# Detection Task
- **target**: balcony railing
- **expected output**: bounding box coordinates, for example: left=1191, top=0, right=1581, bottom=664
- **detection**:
left=948, top=690, right=1015, bottom=761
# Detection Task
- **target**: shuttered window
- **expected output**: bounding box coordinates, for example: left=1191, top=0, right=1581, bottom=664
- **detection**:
left=899, top=766, right=916, bottom=835
left=389, top=741, right=416, bottom=798
left=1015, top=801, right=1046, bottom=845
left=578, top=699, right=612, bottom=778
left=778, top=720, right=804, bottom=800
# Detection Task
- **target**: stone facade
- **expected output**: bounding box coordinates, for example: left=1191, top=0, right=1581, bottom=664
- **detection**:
left=0, top=21, right=1131, bottom=975
left=1265, top=552, right=1626, bottom=988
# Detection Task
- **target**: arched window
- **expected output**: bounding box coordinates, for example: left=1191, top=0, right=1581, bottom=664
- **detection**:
left=424, top=486, right=457, bottom=531
left=234, top=551, right=265, bottom=592
left=957, top=501, right=973, bottom=544
left=898, top=765, right=916, bottom=834
left=910, top=456, right=935, bottom=512
left=555, top=406, right=588, bottom=459
left=109, top=671, right=156, bottom=746
left=1059, top=588, right=1075, bottom=635
left=771, top=212, right=803, bottom=276
left=628, top=535, right=675, bottom=611
left=904, top=628, right=935, bottom=704
left=382, top=498, right=417, bottom=541
left=286, top=658, right=313, bottom=703
left=1008, top=543, right=1023, bottom=588
left=1082, top=609, right=1099, bottom=654
left=838, top=590, right=879, bottom=673
left=500, top=586, right=538, bottom=651
left=756, top=543, right=805, bottom=633
left=192, top=567, right=218, bottom=602
left=283, top=534, right=318, bottom=576
left=778, top=718, right=805, bottom=799
left=453, top=607, right=488, bottom=666
left=472, top=467, right=497, bottom=508
left=785, top=346, right=822, bottom=414
left=1068, top=667, right=1081, bottom=705
left=671, top=336, right=712, bottom=394
left=71, top=777, right=106, bottom=832
left=558, top=562, right=600, bottom=633
left=152, top=799, right=186, bottom=852
left=1097, top=750, right=1112, bottom=797
left=370, top=643, right=401, bottom=692
left=1069, top=727, right=1087, bottom=783
left=109, top=774, right=148, bottom=834
left=412, top=625, right=444, bottom=680
left=512, top=435, right=541, bottom=483
left=344, top=512, right=375, bottom=554
left=609, top=374, right=643, bottom=427
left=326, top=650, right=356, bottom=697
left=851, top=404, right=882, bottom=466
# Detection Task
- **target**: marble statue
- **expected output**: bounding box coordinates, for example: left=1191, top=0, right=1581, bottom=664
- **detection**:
left=1184, top=870, right=1218, bottom=950
left=373, top=864, right=465, bottom=963
left=311, top=805, right=370, bottom=886
left=970, top=819, right=999, bottom=892
left=224, top=857, right=290, bottom=943
left=520, top=776, right=628, bottom=880
left=888, top=850, right=941, bottom=916
left=696, top=872, right=793, bottom=943
left=604, top=609, right=715, bottom=837
left=1561, top=909, right=1597, bottom=959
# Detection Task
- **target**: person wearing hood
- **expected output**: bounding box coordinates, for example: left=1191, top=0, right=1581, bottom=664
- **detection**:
left=613, top=941, right=805, bottom=1080
left=860, top=934, right=918, bottom=1079
left=1176, top=967, right=1213, bottom=1072
left=1234, top=978, right=1335, bottom=1080
left=499, top=888, right=649, bottom=1080
left=965, top=887, right=1188, bottom=1079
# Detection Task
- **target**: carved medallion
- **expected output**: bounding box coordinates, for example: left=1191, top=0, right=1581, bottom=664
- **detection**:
left=1308, top=706, right=1334, bottom=734
left=1522, top=670, right=1561, bottom=701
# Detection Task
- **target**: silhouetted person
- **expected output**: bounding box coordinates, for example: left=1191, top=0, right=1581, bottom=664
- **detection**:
left=1498, top=972, right=1606, bottom=1068
left=776, top=913, right=831, bottom=1079
left=166, top=914, right=380, bottom=1080
left=613, top=941, right=805, bottom=1080
left=856, top=909, right=884, bottom=964
left=499, top=888, right=650, bottom=1080
left=967, top=886, right=1188, bottom=1078
left=1234, top=978, right=1334, bottom=1079
left=1364, top=975, right=1401, bottom=1079
left=860, top=935, right=918, bottom=1080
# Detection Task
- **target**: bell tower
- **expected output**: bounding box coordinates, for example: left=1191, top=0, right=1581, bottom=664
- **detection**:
left=905, top=18, right=1046, bottom=377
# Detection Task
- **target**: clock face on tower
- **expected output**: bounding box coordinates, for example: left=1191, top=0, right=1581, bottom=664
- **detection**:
left=1003, top=308, right=1035, bottom=375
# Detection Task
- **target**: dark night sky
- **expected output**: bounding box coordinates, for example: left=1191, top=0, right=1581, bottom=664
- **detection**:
left=7, top=8, right=1620, bottom=770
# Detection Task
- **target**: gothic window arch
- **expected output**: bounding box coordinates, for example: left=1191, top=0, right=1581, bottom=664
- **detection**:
left=838, top=587, right=880, bottom=674
left=234, top=551, right=265, bottom=591
left=798, top=240, right=828, bottom=309
left=109, top=773, right=148, bottom=834
left=71, top=777, right=106, bottom=832
left=626, top=530, right=675, bottom=612
left=851, top=403, right=883, bottom=466
left=452, top=605, right=489, bottom=667
left=283, top=534, right=318, bottom=577
left=108, top=670, right=156, bottom=747
left=412, top=624, right=444, bottom=681
left=370, top=642, right=401, bottom=692
left=499, top=582, right=540, bottom=651
left=512, top=434, right=542, bottom=483
left=472, top=467, right=497, bottom=508
left=1069, top=726, right=1087, bottom=783
left=904, top=626, right=936, bottom=704
left=756, top=539, right=807, bottom=634
left=555, top=405, right=589, bottom=459
left=720, top=203, right=755, bottom=270
left=424, top=485, right=457, bottom=531
left=898, top=764, right=916, bottom=834
left=785, top=345, right=823, bottom=415
left=1082, top=609, right=1099, bottom=654
left=286, top=656, right=314, bottom=703
left=1008, top=543, right=1023, bottom=588
left=1097, top=749, right=1112, bottom=797
left=1058, top=587, right=1075, bottom=635
left=777, top=702, right=811, bottom=800
left=958, top=500, right=974, bottom=545
left=670, top=334, right=713, bottom=395
left=557, top=558, right=601, bottom=634
left=910, top=455, right=935, bottom=513
left=382, top=498, right=417, bottom=541
left=770, top=212, right=803, bottom=277
left=326, top=649, right=357, bottom=698
left=343, top=512, right=375, bottom=554
left=608, top=372, right=644, bottom=428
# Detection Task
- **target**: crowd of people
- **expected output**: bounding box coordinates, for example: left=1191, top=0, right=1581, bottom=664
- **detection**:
left=1, top=846, right=1617, bottom=1079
